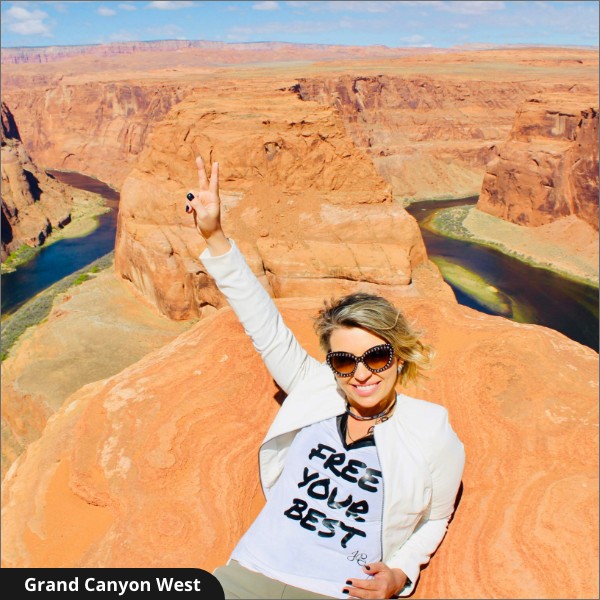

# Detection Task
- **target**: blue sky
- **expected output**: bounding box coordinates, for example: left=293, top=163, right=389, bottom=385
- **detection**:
left=1, top=1, right=598, bottom=49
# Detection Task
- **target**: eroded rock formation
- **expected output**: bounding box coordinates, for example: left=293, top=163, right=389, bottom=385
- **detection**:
left=2, top=297, right=597, bottom=599
left=113, top=86, right=452, bottom=320
left=2, top=47, right=597, bottom=199
left=477, top=95, right=599, bottom=229
left=1, top=101, right=72, bottom=261
left=1, top=82, right=189, bottom=188
left=292, top=74, right=526, bottom=201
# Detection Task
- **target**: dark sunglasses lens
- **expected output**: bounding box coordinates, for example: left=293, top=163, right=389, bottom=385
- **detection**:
left=330, top=354, right=356, bottom=374
left=365, top=346, right=392, bottom=370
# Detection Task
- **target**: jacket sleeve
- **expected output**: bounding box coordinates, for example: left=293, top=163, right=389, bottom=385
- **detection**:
left=388, top=408, right=465, bottom=595
left=200, top=240, right=323, bottom=394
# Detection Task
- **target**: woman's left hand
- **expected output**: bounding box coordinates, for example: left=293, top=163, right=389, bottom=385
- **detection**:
left=343, top=563, right=408, bottom=599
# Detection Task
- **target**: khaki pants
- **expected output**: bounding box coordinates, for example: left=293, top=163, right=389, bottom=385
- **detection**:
left=213, top=560, right=336, bottom=599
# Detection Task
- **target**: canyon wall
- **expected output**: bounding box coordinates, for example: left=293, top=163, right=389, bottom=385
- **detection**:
left=478, top=95, right=599, bottom=229
left=2, top=296, right=597, bottom=599
left=1, top=80, right=189, bottom=189
left=2, top=47, right=597, bottom=201
left=292, top=74, right=527, bottom=201
left=1, top=101, right=72, bottom=261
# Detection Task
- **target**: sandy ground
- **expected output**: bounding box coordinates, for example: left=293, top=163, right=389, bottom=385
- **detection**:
left=2, top=264, right=194, bottom=412
left=429, top=206, right=599, bottom=287
left=48, top=187, right=110, bottom=242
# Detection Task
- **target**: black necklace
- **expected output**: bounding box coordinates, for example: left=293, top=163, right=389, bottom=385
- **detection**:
left=345, top=397, right=396, bottom=421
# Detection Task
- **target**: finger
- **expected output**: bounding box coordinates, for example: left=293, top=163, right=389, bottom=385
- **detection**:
left=342, top=585, right=381, bottom=599
left=196, top=156, right=209, bottom=190
left=185, top=191, right=198, bottom=214
left=363, top=562, right=385, bottom=575
left=345, top=578, right=377, bottom=591
left=209, top=161, right=219, bottom=195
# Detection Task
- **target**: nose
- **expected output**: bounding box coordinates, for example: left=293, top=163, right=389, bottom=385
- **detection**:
left=353, top=360, right=372, bottom=380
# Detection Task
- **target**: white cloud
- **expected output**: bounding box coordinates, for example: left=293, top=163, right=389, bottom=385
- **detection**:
left=146, top=1, right=194, bottom=10
left=253, top=1, right=280, bottom=10
left=228, top=19, right=335, bottom=40
left=326, top=1, right=396, bottom=13
left=98, top=6, right=117, bottom=17
left=4, top=5, right=53, bottom=36
left=118, top=3, right=138, bottom=10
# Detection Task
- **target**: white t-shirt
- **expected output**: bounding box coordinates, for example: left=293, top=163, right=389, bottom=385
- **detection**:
left=231, top=415, right=383, bottom=598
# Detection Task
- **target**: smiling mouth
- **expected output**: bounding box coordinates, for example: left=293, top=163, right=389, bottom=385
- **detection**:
left=351, top=382, right=380, bottom=394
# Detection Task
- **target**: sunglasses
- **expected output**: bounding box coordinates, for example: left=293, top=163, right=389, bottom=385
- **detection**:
left=326, top=343, right=395, bottom=377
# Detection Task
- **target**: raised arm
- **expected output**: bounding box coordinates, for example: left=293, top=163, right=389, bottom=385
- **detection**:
left=187, top=156, right=322, bottom=393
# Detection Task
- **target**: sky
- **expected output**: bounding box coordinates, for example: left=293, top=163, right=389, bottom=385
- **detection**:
left=0, top=0, right=598, bottom=50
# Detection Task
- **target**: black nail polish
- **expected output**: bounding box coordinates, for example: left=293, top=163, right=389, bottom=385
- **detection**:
left=185, top=205, right=192, bottom=213
left=342, top=590, right=349, bottom=595
left=365, top=566, right=371, bottom=571
left=186, top=192, right=194, bottom=201
left=346, top=580, right=352, bottom=585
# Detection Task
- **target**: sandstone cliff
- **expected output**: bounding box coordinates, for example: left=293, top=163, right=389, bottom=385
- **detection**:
left=113, top=82, right=454, bottom=321
left=1, top=81, right=190, bottom=188
left=1, top=101, right=72, bottom=261
left=2, top=47, right=596, bottom=199
left=478, top=95, right=599, bottom=229
left=2, top=297, right=597, bottom=599
left=292, top=74, right=524, bottom=201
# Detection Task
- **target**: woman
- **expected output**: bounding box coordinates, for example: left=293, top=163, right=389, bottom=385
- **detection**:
left=186, top=156, right=465, bottom=599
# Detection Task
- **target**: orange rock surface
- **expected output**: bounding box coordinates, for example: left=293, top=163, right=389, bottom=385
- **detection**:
left=478, top=95, right=599, bottom=229
left=2, top=297, right=597, bottom=599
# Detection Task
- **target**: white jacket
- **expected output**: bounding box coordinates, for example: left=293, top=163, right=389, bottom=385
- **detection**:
left=200, top=241, right=465, bottom=596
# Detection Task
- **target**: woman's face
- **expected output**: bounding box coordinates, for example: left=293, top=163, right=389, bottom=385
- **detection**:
left=328, top=326, right=399, bottom=417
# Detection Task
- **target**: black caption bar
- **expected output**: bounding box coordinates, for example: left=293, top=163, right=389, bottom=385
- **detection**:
left=3, top=568, right=224, bottom=598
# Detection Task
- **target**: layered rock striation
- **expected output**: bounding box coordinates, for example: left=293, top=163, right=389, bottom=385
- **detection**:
left=292, top=74, right=523, bottom=201
left=478, top=95, right=599, bottom=229
left=1, top=101, right=72, bottom=261
left=1, top=296, right=597, bottom=599
left=1, top=81, right=189, bottom=189
left=0, top=40, right=436, bottom=66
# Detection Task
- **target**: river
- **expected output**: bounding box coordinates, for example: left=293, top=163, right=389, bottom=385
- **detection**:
left=406, top=198, right=598, bottom=352
left=1, top=171, right=119, bottom=315
left=1, top=174, right=597, bottom=351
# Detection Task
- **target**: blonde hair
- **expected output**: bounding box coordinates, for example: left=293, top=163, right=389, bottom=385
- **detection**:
left=313, top=292, right=432, bottom=386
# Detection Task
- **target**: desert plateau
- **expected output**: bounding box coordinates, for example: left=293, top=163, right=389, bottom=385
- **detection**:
left=1, top=38, right=598, bottom=600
